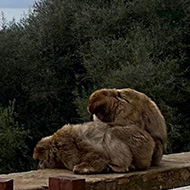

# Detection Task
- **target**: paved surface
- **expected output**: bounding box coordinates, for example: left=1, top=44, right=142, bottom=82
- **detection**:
left=0, top=152, right=190, bottom=190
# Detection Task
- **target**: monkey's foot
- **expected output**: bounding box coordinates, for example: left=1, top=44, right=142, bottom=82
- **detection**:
left=73, top=164, right=99, bottom=174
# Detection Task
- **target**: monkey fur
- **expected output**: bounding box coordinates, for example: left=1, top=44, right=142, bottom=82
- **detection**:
left=33, top=119, right=155, bottom=174
left=88, top=88, right=167, bottom=166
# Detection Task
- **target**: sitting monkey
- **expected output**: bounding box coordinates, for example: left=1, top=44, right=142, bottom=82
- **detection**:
left=33, top=119, right=155, bottom=174
left=88, top=88, right=167, bottom=166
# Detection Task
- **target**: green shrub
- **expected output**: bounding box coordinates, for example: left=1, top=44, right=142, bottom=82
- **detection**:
left=0, top=101, right=29, bottom=173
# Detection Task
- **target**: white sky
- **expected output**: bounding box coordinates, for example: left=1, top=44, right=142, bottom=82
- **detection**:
left=0, top=0, right=37, bottom=8
left=0, top=0, right=37, bottom=22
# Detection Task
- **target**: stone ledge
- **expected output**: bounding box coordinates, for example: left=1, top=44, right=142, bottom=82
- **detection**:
left=0, top=152, right=190, bottom=190
left=171, top=186, right=190, bottom=190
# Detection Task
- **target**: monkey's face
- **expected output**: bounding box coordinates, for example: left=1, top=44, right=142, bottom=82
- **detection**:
left=93, top=103, right=112, bottom=122
left=38, top=159, right=51, bottom=169
left=88, top=89, right=131, bottom=123
left=88, top=89, right=119, bottom=122
left=33, top=136, right=53, bottom=169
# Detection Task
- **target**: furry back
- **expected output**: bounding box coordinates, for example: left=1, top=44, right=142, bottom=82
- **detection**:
left=33, top=120, right=155, bottom=174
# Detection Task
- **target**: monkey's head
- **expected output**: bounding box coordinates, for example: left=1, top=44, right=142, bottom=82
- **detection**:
left=33, top=136, right=54, bottom=169
left=88, top=89, right=132, bottom=123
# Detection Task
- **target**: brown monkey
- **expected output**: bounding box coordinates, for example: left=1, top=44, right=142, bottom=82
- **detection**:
left=33, top=119, right=155, bottom=174
left=88, top=88, right=167, bottom=166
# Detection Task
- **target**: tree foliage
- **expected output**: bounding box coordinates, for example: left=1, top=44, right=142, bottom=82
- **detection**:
left=0, top=101, right=29, bottom=173
left=0, top=0, right=189, bottom=173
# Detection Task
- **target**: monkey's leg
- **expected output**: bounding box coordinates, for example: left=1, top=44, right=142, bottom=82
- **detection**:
left=73, top=152, right=108, bottom=174
left=108, top=156, right=134, bottom=173
left=133, top=158, right=152, bottom=170
left=151, top=139, right=163, bottom=166
left=104, top=133, right=133, bottom=173
left=108, top=164, right=129, bottom=173
left=132, top=145, right=155, bottom=170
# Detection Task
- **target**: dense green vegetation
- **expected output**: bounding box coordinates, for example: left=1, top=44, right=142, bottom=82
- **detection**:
left=0, top=0, right=189, bottom=173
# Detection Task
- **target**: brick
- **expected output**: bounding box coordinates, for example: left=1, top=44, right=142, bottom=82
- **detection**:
left=49, top=176, right=85, bottom=190
left=0, top=178, right=13, bottom=190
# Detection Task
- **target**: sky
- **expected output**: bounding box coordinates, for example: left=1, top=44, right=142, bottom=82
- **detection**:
left=0, top=0, right=36, bottom=8
left=0, top=0, right=38, bottom=22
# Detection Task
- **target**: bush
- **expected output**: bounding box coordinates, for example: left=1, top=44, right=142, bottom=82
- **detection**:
left=0, top=101, right=29, bottom=173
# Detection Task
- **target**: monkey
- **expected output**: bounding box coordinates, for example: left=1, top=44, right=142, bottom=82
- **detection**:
left=88, top=88, right=167, bottom=166
left=33, top=119, right=155, bottom=174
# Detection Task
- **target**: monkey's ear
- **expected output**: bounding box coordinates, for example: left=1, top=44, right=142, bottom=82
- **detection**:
left=88, top=99, right=107, bottom=114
